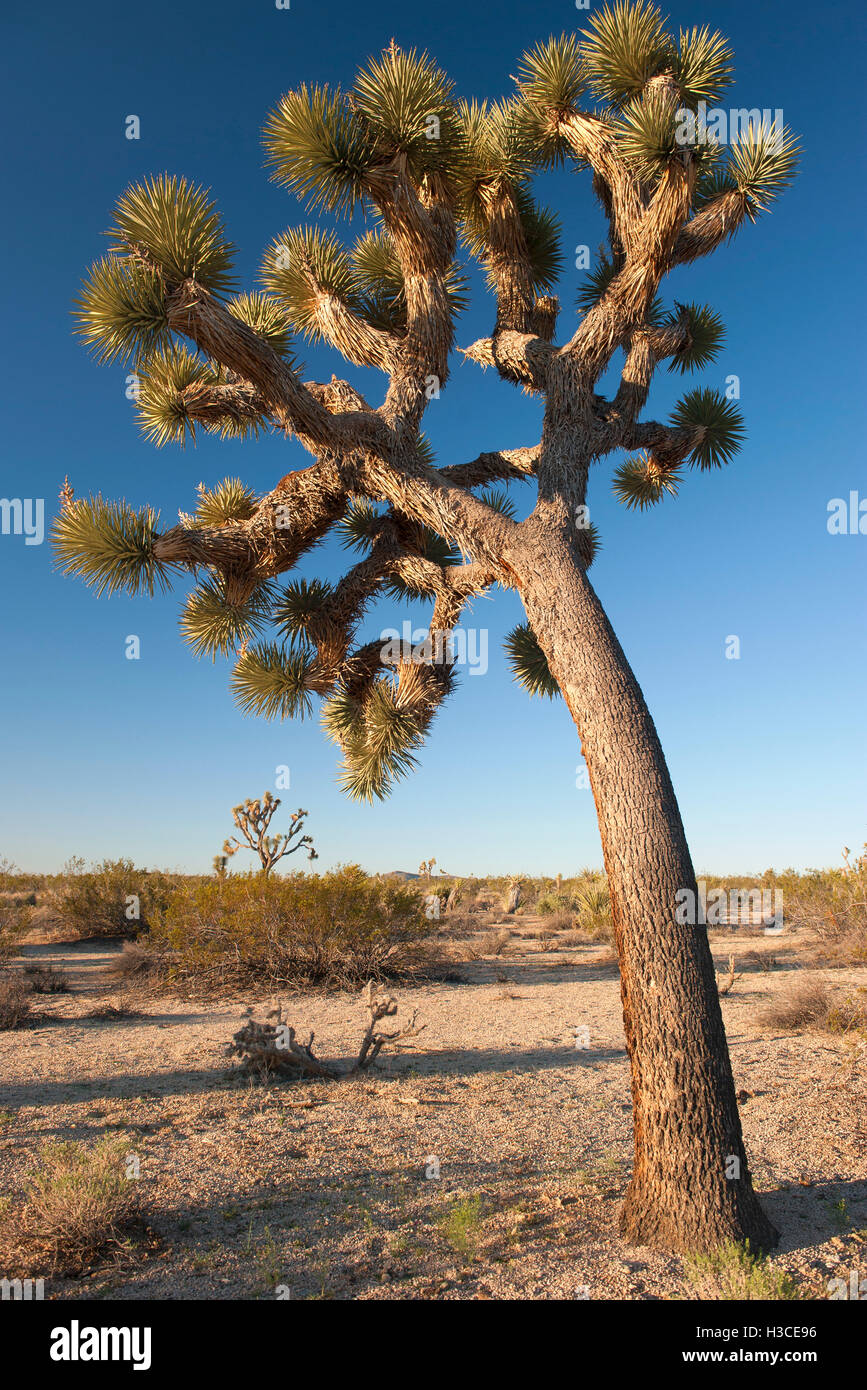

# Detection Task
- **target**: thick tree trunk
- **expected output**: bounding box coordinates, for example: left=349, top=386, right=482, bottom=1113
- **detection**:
left=519, top=533, right=778, bottom=1254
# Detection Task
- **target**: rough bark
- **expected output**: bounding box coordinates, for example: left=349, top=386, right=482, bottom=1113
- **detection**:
left=517, top=524, right=778, bottom=1254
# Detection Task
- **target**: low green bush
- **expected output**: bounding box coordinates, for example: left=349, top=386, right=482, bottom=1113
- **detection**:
left=53, top=859, right=178, bottom=939
left=146, top=864, right=438, bottom=990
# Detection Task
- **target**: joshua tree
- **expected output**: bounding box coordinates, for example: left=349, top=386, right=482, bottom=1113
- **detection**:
left=56, top=4, right=798, bottom=1251
left=222, top=793, right=317, bottom=877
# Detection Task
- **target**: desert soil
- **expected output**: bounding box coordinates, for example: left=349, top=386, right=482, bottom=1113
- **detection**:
left=1, top=917, right=865, bottom=1300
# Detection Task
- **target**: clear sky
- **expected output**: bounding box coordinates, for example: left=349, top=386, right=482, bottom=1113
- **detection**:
left=1, top=0, right=864, bottom=877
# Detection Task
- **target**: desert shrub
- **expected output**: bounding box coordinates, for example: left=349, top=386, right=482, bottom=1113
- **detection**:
left=145, top=865, right=438, bottom=991
left=0, top=900, right=33, bottom=963
left=758, top=981, right=867, bottom=1034
left=440, top=1195, right=484, bottom=1257
left=468, top=929, right=512, bottom=960
left=759, top=982, right=831, bottom=1031
left=23, top=965, right=70, bottom=994
left=537, top=891, right=576, bottom=917
left=52, top=859, right=178, bottom=939
left=545, top=909, right=574, bottom=932
left=825, top=989, right=867, bottom=1035
left=0, top=1136, right=140, bottom=1276
left=0, top=974, right=32, bottom=1030
left=576, top=886, right=614, bottom=941
left=684, top=1241, right=807, bottom=1300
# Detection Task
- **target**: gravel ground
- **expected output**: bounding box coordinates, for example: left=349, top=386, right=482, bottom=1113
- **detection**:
left=1, top=922, right=865, bottom=1300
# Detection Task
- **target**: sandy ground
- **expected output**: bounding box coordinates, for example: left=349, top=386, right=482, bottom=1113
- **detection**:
left=1, top=919, right=865, bottom=1300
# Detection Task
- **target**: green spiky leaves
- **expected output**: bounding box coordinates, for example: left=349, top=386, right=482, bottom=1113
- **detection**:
left=727, top=122, right=799, bottom=217
left=673, top=25, right=734, bottom=109
left=689, top=121, right=799, bottom=217
left=231, top=643, right=319, bottom=720
left=504, top=623, right=560, bottom=700
left=108, top=175, right=236, bottom=295
left=273, top=578, right=335, bottom=644
left=577, top=250, right=663, bottom=323
left=337, top=500, right=387, bottom=553
left=227, top=291, right=296, bottom=360
left=516, top=34, right=585, bottom=120
left=263, top=227, right=357, bottom=339
left=75, top=177, right=236, bottom=369
left=576, top=253, right=617, bottom=316
left=74, top=257, right=169, bottom=366
left=323, top=679, right=428, bottom=802
left=181, top=579, right=275, bottom=660
left=477, top=487, right=517, bottom=520
left=612, top=455, right=679, bottom=509
left=52, top=496, right=169, bottom=597
left=666, top=302, right=726, bottom=374
left=670, top=387, right=745, bottom=468
left=263, top=84, right=372, bottom=216
left=264, top=225, right=467, bottom=341
left=614, top=87, right=684, bottom=183
left=455, top=98, right=563, bottom=293
left=350, top=231, right=468, bottom=332
left=581, top=1, right=672, bottom=107
left=351, top=45, right=460, bottom=177
left=194, top=479, right=259, bottom=525
left=135, top=346, right=218, bottom=447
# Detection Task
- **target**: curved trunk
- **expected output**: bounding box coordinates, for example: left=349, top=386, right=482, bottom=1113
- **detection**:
left=519, top=534, right=777, bottom=1254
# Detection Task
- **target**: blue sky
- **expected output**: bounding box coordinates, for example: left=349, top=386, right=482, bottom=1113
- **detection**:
left=1, top=0, right=864, bottom=877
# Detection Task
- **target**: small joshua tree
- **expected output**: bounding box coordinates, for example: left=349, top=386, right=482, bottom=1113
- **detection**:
left=223, top=792, right=317, bottom=877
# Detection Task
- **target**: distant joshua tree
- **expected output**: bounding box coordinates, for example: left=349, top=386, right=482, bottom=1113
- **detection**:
left=222, top=793, right=317, bottom=878
left=56, top=4, right=797, bottom=1252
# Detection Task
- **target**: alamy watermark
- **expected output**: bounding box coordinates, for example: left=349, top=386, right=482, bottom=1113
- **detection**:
left=674, top=102, right=786, bottom=150
left=675, top=882, right=783, bottom=933
left=0, top=498, right=44, bottom=546
left=379, top=621, right=488, bottom=676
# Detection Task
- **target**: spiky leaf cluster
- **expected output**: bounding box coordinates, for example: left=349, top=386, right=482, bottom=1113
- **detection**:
left=52, top=497, right=169, bottom=597
left=74, top=257, right=169, bottom=366
left=194, top=479, right=259, bottom=525
left=263, top=227, right=358, bottom=339
left=612, top=455, right=679, bottom=509
left=323, top=679, right=428, bottom=802
left=227, top=290, right=297, bottom=361
left=581, top=0, right=673, bottom=107
left=504, top=623, right=560, bottom=699
left=135, top=346, right=218, bottom=447
left=273, top=578, right=335, bottom=644
left=263, top=84, right=373, bottom=216
left=337, top=499, right=388, bottom=553
left=692, top=165, right=740, bottom=213
left=672, top=25, right=734, bottom=108
left=666, top=302, right=725, bottom=374
left=455, top=100, right=563, bottom=293
left=181, top=579, right=275, bottom=660
left=231, top=643, right=318, bottom=720
left=670, top=388, right=745, bottom=468
left=477, top=486, right=518, bottom=520
left=727, top=122, right=800, bottom=216
left=264, top=225, right=467, bottom=340
left=108, top=175, right=237, bottom=295
left=576, top=254, right=618, bottom=315
left=351, top=231, right=468, bottom=332
left=614, top=88, right=684, bottom=182
left=577, top=251, right=663, bottom=323
left=351, top=45, right=461, bottom=178
left=516, top=34, right=585, bottom=118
